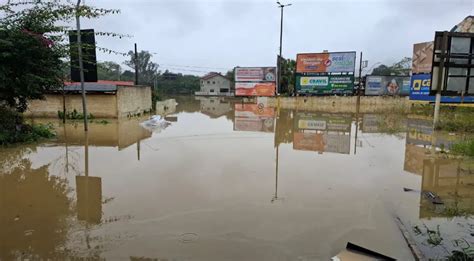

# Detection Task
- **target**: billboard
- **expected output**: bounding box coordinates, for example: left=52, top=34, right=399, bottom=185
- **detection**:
left=235, top=82, right=276, bottom=97
left=296, top=52, right=356, bottom=73
left=296, top=75, right=354, bottom=95
left=410, top=74, right=431, bottom=100
left=234, top=67, right=276, bottom=82
left=235, top=67, right=276, bottom=97
left=365, top=76, right=411, bottom=96
left=234, top=103, right=275, bottom=132
left=412, top=41, right=434, bottom=74
left=295, top=52, right=356, bottom=95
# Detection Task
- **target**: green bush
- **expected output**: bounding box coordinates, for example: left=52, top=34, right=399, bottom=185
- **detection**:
left=57, top=109, right=95, bottom=120
left=0, top=106, right=55, bottom=145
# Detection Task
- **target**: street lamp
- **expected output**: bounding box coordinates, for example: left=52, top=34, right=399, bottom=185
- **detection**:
left=277, top=1, right=292, bottom=94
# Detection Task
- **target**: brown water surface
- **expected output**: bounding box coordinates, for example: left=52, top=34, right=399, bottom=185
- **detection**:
left=1, top=96, right=473, bottom=260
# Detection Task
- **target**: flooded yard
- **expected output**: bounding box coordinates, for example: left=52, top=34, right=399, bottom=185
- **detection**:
left=1, top=96, right=473, bottom=260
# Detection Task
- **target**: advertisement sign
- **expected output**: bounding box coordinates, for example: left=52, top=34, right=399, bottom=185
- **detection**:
left=412, top=42, right=434, bottom=74
left=297, top=75, right=354, bottom=95
left=235, top=67, right=276, bottom=82
left=410, top=74, right=431, bottom=99
left=296, top=52, right=356, bottom=73
left=235, top=82, right=276, bottom=96
left=234, top=103, right=275, bottom=132
left=365, top=76, right=411, bottom=96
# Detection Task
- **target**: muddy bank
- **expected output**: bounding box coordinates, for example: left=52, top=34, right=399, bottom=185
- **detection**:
left=267, top=96, right=418, bottom=113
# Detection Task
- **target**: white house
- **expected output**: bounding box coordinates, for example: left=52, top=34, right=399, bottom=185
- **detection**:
left=195, top=72, right=233, bottom=96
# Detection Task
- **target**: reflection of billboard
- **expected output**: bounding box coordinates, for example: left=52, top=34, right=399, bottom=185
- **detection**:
left=296, top=75, right=354, bottom=95
left=293, top=132, right=350, bottom=154
left=293, top=112, right=351, bottom=154
left=295, top=112, right=352, bottom=132
left=234, top=67, right=276, bottom=82
left=365, top=76, right=411, bottom=96
left=234, top=104, right=275, bottom=132
left=235, top=82, right=276, bottom=97
left=293, top=132, right=324, bottom=151
left=235, top=67, right=276, bottom=97
left=296, top=52, right=356, bottom=73
left=412, top=42, right=434, bottom=74
left=295, top=52, right=356, bottom=95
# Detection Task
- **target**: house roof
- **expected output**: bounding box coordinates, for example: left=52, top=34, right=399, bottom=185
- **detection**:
left=201, top=72, right=229, bottom=81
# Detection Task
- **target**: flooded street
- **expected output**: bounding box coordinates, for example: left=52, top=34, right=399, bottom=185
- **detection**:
left=1, top=96, right=473, bottom=260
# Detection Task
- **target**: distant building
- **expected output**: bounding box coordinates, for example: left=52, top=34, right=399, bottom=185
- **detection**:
left=195, top=72, right=233, bottom=96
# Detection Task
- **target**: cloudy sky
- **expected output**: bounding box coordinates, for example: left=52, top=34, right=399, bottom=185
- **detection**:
left=77, top=0, right=473, bottom=75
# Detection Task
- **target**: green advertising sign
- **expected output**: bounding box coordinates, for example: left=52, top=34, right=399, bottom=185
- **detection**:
left=296, top=75, right=354, bottom=95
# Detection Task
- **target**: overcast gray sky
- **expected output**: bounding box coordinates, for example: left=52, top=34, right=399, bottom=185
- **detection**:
left=79, top=0, right=473, bottom=75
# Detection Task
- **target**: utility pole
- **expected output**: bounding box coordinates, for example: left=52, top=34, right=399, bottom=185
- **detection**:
left=76, top=0, right=88, bottom=131
left=277, top=1, right=292, bottom=95
left=134, top=43, right=139, bottom=85
left=358, top=52, right=363, bottom=97
left=433, top=31, right=448, bottom=127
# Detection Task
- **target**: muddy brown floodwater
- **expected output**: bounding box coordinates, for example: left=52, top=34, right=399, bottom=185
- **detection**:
left=1, top=96, right=473, bottom=260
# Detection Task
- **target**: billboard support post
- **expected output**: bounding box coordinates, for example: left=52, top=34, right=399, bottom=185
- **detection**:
left=433, top=31, right=448, bottom=126
left=358, top=52, right=363, bottom=97
left=134, top=43, right=139, bottom=85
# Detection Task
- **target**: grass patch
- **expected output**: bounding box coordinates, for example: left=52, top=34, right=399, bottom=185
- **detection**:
left=411, top=104, right=474, bottom=133
left=58, top=109, right=95, bottom=120
left=450, top=139, right=474, bottom=157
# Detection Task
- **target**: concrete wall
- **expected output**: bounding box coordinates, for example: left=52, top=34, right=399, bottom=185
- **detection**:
left=198, top=76, right=231, bottom=96
left=116, top=85, right=152, bottom=117
left=268, top=96, right=413, bottom=113
left=26, top=94, right=117, bottom=118
left=155, top=99, right=177, bottom=116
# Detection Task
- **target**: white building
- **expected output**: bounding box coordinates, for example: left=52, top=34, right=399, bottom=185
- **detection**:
left=195, top=72, right=233, bottom=96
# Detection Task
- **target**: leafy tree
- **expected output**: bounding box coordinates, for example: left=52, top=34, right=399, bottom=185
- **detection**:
left=97, top=61, right=121, bottom=81
left=124, top=50, right=159, bottom=85
left=372, top=57, right=412, bottom=76
left=155, top=72, right=200, bottom=95
left=280, top=58, right=296, bottom=94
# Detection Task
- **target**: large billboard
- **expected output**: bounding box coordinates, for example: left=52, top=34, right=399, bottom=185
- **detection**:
left=234, top=67, right=276, bottom=82
left=410, top=74, right=431, bottom=100
left=234, top=103, right=275, bottom=132
left=295, top=52, right=356, bottom=95
left=365, top=76, right=411, bottom=96
left=412, top=41, right=434, bottom=74
left=235, top=82, right=276, bottom=96
left=235, top=67, right=276, bottom=97
left=296, top=52, right=356, bottom=73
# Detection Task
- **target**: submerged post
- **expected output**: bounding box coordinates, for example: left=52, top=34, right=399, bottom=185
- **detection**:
left=433, top=31, right=448, bottom=127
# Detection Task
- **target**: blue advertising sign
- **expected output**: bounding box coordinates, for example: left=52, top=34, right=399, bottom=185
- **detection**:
left=365, top=76, right=411, bottom=96
left=410, top=74, right=431, bottom=100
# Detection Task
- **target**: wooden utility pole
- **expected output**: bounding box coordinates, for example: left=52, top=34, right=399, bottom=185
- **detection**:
left=433, top=31, right=448, bottom=126
left=134, top=43, right=139, bottom=85
left=76, top=0, right=88, bottom=131
left=358, top=52, right=363, bottom=97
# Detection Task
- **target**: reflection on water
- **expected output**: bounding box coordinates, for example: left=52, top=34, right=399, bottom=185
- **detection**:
left=1, top=96, right=473, bottom=260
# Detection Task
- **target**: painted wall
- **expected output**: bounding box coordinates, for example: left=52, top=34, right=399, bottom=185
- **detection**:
left=26, top=93, right=117, bottom=118
left=116, top=85, right=152, bottom=117
left=268, top=96, right=413, bottom=113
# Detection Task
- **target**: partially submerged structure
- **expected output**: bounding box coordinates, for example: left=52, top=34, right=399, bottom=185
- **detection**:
left=26, top=80, right=152, bottom=118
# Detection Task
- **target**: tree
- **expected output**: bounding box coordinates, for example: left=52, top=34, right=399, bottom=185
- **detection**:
left=372, top=57, right=412, bottom=76
left=97, top=61, right=122, bottom=81
left=124, top=50, right=159, bottom=86
left=280, top=58, right=296, bottom=94
left=0, top=0, right=121, bottom=112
